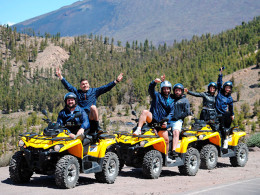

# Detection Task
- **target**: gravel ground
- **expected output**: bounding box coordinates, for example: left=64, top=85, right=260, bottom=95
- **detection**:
left=1, top=147, right=259, bottom=195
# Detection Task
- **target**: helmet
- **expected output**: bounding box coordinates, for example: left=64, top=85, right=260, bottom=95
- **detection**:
left=173, top=83, right=184, bottom=94
left=64, top=92, right=77, bottom=104
left=208, top=82, right=217, bottom=91
left=223, top=81, right=233, bottom=90
left=160, top=81, right=172, bottom=91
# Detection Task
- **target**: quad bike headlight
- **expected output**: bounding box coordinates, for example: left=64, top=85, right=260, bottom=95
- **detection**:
left=18, top=140, right=25, bottom=147
left=54, top=144, right=64, bottom=152
left=198, top=134, right=206, bottom=140
left=140, top=140, right=148, bottom=147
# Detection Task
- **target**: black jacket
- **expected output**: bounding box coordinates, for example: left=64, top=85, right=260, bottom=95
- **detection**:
left=170, top=94, right=190, bottom=121
left=187, top=90, right=217, bottom=121
left=187, top=91, right=215, bottom=109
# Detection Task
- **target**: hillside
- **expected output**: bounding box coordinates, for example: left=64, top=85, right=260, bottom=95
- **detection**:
left=0, top=18, right=260, bottom=165
left=187, top=65, right=260, bottom=118
left=13, top=0, right=260, bottom=45
left=0, top=64, right=259, bottom=132
left=1, top=17, right=260, bottom=116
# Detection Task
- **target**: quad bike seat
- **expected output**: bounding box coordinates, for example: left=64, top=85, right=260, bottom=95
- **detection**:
left=142, top=124, right=152, bottom=132
left=192, top=119, right=207, bottom=130
left=99, top=134, right=115, bottom=139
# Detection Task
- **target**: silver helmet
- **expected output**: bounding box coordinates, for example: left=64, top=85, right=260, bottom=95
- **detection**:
left=160, top=81, right=172, bottom=91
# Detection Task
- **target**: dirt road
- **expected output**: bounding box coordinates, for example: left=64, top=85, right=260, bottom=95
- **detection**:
left=1, top=148, right=260, bottom=195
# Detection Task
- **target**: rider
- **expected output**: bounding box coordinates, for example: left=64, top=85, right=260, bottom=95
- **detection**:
left=57, top=92, right=90, bottom=139
left=169, top=83, right=191, bottom=158
left=216, top=68, right=234, bottom=148
left=56, top=67, right=123, bottom=133
left=184, top=82, right=218, bottom=130
left=132, top=75, right=175, bottom=163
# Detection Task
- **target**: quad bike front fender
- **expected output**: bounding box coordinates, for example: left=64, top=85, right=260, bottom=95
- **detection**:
left=206, top=132, right=222, bottom=147
left=88, top=138, right=116, bottom=158
left=144, top=137, right=166, bottom=154
left=176, top=136, right=198, bottom=154
left=229, top=132, right=246, bottom=146
left=59, top=139, right=83, bottom=159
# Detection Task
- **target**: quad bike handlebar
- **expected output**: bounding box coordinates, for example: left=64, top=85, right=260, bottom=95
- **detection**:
left=41, top=109, right=83, bottom=136
left=150, top=118, right=169, bottom=130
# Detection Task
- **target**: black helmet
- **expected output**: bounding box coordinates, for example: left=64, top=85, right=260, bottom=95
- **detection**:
left=160, top=81, right=172, bottom=92
left=64, top=92, right=77, bottom=104
left=223, top=81, right=233, bottom=90
left=173, top=83, right=184, bottom=94
left=208, top=82, right=217, bottom=91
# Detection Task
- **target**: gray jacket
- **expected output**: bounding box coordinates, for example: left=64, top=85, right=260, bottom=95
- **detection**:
left=170, top=94, right=190, bottom=121
left=187, top=91, right=215, bottom=109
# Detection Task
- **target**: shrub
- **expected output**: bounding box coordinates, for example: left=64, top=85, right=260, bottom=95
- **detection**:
left=0, top=152, right=13, bottom=167
left=247, top=133, right=260, bottom=147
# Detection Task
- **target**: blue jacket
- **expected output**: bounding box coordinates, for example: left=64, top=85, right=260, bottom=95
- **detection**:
left=148, top=81, right=175, bottom=122
left=61, top=78, right=116, bottom=113
left=216, top=74, right=234, bottom=116
left=170, top=94, right=190, bottom=121
left=57, top=105, right=90, bottom=134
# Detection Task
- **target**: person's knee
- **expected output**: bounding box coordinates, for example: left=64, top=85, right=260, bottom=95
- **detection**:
left=140, top=110, right=152, bottom=123
left=141, top=110, right=150, bottom=116
left=89, top=105, right=99, bottom=120
left=90, top=105, right=98, bottom=112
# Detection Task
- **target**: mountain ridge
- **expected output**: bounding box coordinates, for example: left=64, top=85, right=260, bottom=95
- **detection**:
left=14, top=0, right=260, bottom=45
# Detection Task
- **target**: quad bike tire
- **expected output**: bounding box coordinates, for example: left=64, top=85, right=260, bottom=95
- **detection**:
left=178, top=147, right=200, bottom=176
left=200, top=144, right=218, bottom=170
left=95, top=152, right=119, bottom=183
left=55, top=155, right=80, bottom=189
left=9, top=151, right=33, bottom=183
left=230, top=143, right=249, bottom=167
left=142, top=150, right=163, bottom=179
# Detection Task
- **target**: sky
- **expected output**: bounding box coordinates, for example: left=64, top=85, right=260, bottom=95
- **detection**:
left=0, top=0, right=79, bottom=25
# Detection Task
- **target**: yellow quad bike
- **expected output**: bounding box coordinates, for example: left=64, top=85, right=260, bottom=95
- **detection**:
left=114, top=111, right=201, bottom=179
left=183, top=118, right=249, bottom=170
left=9, top=110, right=119, bottom=189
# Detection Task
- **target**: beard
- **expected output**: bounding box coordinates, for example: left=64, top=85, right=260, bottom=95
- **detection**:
left=162, top=92, right=170, bottom=97
left=67, top=103, right=76, bottom=108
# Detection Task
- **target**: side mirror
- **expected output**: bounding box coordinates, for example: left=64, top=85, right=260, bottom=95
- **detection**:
left=131, top=110, right=136, bottom=116
left=42, top=110, right=48, bottom=117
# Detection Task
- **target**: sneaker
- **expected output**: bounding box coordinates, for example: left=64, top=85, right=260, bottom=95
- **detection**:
left=166, top=156, right=175, bottom=163
left=223, top=139, right=228, bottom=149
left=133, top=128, right=141, bottom=135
